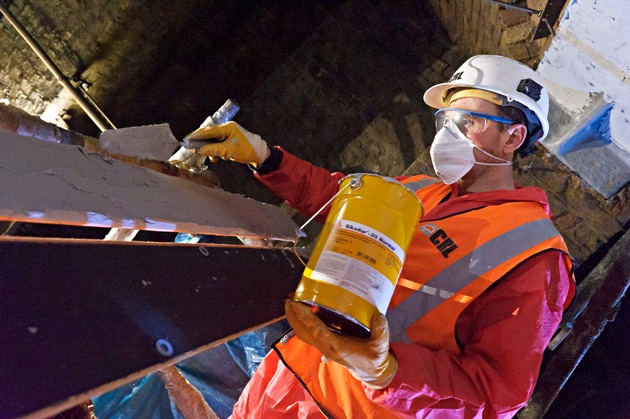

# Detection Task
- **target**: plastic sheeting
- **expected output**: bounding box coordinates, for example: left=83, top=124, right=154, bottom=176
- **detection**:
left=93, top=321, right=290, bottom=418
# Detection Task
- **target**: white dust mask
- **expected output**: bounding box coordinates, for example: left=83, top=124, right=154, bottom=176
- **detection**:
left=430, top=119, right=512, bottom=184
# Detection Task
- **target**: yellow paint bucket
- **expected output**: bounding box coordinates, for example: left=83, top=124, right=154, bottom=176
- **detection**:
left=294, top=173, right=423, bottom=338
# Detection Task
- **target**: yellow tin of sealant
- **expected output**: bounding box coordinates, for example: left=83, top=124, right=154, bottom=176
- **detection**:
left=294, top=173, right=423, bottom=338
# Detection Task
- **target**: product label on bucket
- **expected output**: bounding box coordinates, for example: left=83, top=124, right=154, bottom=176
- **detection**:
left=309, top=220, right=404, bottom=313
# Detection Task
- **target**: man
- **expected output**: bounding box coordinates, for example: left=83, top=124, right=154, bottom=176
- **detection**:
left=185, top=55, right=576, bottom=418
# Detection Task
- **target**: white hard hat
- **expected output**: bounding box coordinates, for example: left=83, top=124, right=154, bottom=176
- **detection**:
left=424, top=55, right=550, bottom=156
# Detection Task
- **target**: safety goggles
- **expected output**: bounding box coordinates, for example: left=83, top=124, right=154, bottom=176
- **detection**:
left=435, top=108, right=516, bottom=135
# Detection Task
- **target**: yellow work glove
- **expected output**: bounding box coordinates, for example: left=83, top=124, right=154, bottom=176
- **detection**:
left=182, top=121, right=271, bottom=167
left=285, top=299, right=398, bottom=390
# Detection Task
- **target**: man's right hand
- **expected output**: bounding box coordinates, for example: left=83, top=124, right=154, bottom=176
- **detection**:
left=183, top=121, right=271, bottom=167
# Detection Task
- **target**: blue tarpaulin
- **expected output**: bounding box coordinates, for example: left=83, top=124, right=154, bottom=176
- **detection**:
left=93, top=321, right=290, bottom=418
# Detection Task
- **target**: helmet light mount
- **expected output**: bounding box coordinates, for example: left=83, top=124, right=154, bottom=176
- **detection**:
left=517, top=78, right=543, bottom=102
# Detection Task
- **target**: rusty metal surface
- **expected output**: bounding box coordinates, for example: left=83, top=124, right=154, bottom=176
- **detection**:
left=0, top=131, right=298, bottom=241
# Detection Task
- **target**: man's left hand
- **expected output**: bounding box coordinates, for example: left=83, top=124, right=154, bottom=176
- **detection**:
left=285, top=299, right=398, bottom=389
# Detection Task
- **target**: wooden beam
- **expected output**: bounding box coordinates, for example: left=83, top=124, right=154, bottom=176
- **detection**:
left=0, top=237, right=304, bottom=418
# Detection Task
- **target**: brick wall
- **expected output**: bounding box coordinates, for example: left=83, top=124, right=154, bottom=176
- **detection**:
left=426, top=0, right=556, bottom=68
left=0, top=0, right=138, bottom=114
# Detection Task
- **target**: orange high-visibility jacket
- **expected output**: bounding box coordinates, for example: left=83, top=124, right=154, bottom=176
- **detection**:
left=269, top=174, right=574, bottom=418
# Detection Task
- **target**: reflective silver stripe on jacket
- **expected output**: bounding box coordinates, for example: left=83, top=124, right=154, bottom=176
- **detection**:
left=387, top=217, right=560, bottom=343
left=403, top=178, right=442, bottom=193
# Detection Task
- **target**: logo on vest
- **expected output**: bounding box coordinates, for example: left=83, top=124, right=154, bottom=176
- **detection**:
left=419, top=222, right=458, bottom=258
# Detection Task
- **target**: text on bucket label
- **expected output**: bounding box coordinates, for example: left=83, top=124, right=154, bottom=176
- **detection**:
left=308, top=220, right=405, bottom=313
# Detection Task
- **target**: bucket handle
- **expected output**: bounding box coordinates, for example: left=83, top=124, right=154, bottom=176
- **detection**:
left=292, top=178, right=356, bottom=266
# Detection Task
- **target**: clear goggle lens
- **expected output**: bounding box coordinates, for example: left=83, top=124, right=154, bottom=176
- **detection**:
left=435, top=108, right=515, bottom=135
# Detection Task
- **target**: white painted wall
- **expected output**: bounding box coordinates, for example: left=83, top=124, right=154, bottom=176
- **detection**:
left=537, top=0, right=630, bottom=197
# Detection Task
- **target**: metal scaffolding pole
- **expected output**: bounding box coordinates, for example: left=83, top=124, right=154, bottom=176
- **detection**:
left=0, top=1, right=115, bottom=132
